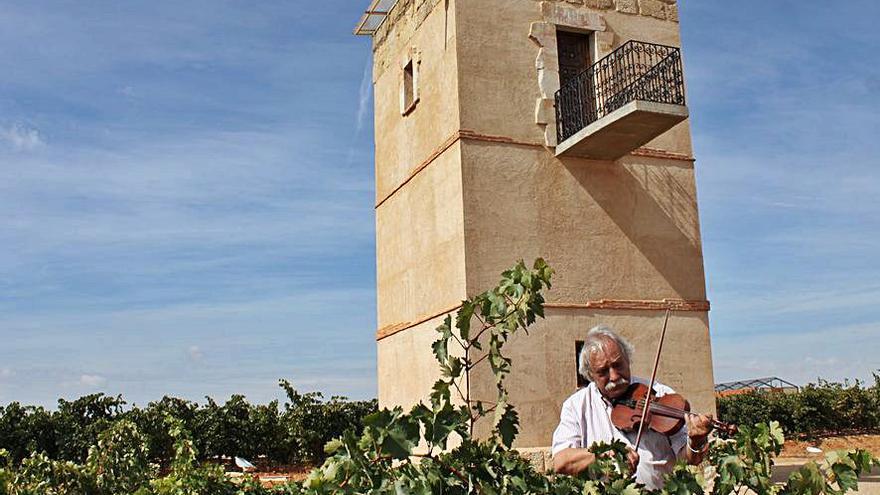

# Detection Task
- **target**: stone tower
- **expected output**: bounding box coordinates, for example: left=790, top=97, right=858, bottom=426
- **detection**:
left=355, top=0, right=715, bottom=451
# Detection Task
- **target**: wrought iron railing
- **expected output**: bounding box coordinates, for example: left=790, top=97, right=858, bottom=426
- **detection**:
left=555, top=40, right=685, bottom=143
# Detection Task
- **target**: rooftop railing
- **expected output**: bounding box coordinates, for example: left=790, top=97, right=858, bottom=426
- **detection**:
left=555, top=40, right=686, bottom=143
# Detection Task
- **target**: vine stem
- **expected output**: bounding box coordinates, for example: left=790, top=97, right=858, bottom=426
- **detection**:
left=450, top=331, right=467, bottom=351
left=451, top=378, right=468, bottom=406
left=470, top=295, right=524, bottom=345
left=414, top=453, right=480, bottom=495
left=452, top=292, right=527, bottom=439
left=466, top=340, right=472, bottom=437
left=467, top=352, right=490, bottom=371
left=470, top=322, right=494, bottom=349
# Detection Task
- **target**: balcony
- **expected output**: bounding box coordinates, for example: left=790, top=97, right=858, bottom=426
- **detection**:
left=555, top=40, right=688, bottom=160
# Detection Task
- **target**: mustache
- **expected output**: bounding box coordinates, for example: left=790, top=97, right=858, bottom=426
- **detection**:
left=604, top=377, right=630, bottom=392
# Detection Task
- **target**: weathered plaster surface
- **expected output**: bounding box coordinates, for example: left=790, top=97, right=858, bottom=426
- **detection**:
left=459, top=141, right=706, bottom=305
left=375, top=144, right=467, bottom=330
left=373, top=0, right=466, bottom=333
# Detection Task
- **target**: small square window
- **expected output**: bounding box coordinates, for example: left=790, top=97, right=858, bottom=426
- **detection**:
left=575, top=340, right=589, bottom=389
left=401, top=58, right=419, bottom=115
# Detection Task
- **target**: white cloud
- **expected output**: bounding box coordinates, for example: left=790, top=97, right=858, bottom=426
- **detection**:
left=79, top=374, right=107, bottom=388
left=0, top=124, right=45, bottom=151
left=188, top=345, right=204, bottom=362
left=355, top=59, right=372, bottom=133
left=118, top=85, right=136, bottom=97
left=0, top=368, right=13, bottom=379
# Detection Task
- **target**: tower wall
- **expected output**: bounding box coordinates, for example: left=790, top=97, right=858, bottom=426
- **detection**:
left=372, top=0, right=468, bottom=408
left=370, top=0, right=715, bottom=450
left=373, top=0, right=465, bottom=332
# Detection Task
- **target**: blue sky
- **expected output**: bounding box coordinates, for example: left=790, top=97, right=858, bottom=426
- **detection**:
left=0, top=1, right=877, bottom=407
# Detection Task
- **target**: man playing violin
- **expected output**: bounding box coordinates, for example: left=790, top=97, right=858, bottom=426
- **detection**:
left=551, top=325, right=715, bottom=490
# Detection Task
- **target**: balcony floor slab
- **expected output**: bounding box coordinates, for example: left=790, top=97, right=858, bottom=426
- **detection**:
left=556, top=101, right=689, bottom=160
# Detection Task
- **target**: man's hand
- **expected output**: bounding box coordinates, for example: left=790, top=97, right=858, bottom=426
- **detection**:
left=625, top=447, right=640, bottom=473
left=686, top=413, right=714, bottom=445
left=683, top=413, right=714, bottom=465
left=553, top=447, right=641, bottom=476
left=552, top=448, right=596, bottom=475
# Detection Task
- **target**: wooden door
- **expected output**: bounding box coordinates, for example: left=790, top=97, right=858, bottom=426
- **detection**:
left=557, top=31, right=591, bottom=89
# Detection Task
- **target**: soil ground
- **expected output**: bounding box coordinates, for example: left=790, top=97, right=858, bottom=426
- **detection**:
left=227, top=466, right=312, bottom=487
left=781, top=434, right=880, bottom=458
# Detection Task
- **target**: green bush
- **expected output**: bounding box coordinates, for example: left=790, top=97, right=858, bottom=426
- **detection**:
left=0, top=403, right=57, bottom=464
left=718, top=374, right=880, bottom=437
left=126, top=396, right=200, bottom=464
left=54, top=394, right=128, bottom=463
left=0, top=386, right=376, bottom=469
left=86, top=420, right=156, bottom=494
left=278, top=380, right=376, bottom=465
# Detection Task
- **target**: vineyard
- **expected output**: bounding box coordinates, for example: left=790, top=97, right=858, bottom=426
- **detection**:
left=0, top=381, right=376, bottom=468
left=718, top=376, right=880, bottom=438
left=1, top=261, right=877, bottom=494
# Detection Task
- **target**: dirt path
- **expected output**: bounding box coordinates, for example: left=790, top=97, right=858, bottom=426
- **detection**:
left=781, top=434, right=880, bottom=458
left=776, top=435, right=880, bottom=494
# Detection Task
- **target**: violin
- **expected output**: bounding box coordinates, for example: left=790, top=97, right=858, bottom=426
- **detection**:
left=610, top=382, right=737, bottom=436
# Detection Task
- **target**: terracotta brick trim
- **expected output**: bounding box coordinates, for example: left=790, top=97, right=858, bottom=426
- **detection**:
left=376, top=303, right=463, bottom=341
left=376, top=298, right=710, bottom=341
left=458, top=130, right=545, bottom=148
left=375, top=131, right=463, bottom=209
left=630, top=148, right=695, bottom=162
left=545, top=298, right=710, bottom=312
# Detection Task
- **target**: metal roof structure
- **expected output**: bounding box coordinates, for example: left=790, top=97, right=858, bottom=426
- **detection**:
left=354, top=0, right=399, bottom=36
left=715, top=377, right=799, bottom=394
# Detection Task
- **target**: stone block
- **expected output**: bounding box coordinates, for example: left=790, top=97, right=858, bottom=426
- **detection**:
left=587, top=0, right=614, bottom=8
left=535, top=97, right=555, bottom=125
left=541, top=1, right=606, bottom=31
left=615, top=0, right=638, bottom=15
left=666, top=3, right=679, bottom=22
left=639, top=0, right=666, bottom=19
left=537, top=68, right=560, bottom=99
left=529, top=21, right=556, bottom=48
left=544, top=119, right=558, bottom=147
left=517, top=448, right=551, bottom=473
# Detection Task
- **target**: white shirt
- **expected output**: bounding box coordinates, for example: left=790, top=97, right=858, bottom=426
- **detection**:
left=551, top=379, right=688, bottom=490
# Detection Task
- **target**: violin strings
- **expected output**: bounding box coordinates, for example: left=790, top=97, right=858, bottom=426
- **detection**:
left=633, top=399, right=688, bottom=418
left=634, top=399, right=682, bottom=415
left=633, top=399, right=728, bottom=427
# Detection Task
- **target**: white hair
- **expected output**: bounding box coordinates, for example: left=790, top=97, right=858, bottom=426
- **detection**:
left=578, top=325, right=635, bottom=381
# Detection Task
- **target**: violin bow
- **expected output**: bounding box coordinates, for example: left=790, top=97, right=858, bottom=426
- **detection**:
left=633, top=307, right=672, bottom=451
